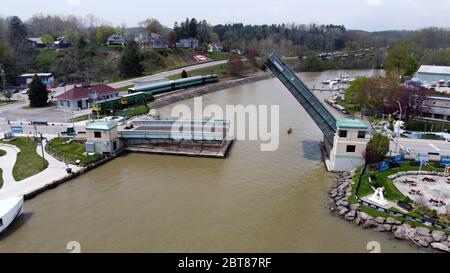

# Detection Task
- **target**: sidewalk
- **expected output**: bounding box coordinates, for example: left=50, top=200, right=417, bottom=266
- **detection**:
left=0, top=136, right=80, bottom=200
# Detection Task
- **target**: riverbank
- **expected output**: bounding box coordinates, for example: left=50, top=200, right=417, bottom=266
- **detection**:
left=329, top=172, right=450, bottom=253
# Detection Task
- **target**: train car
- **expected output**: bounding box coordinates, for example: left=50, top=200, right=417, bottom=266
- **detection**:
left=120, top=92, right=153, bottom=106
left=203, top=74, right=219, bottom=83
left=128, top=81, right=174, bottom=94
left=173, top=76, right=204, bottom=89
left=92, top=97, right=121, bottom=113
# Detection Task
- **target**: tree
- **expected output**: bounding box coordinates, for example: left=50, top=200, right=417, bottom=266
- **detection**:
left=365, top=133, right=390, bottom=164
left=28, top=75, right=48, bottom=107
left=41, top=34, right=54, bottom=45
left=1, top=90, right=12, bottom=101
left=8, top=16, right=28, bottom=51
left=181, top=70, right=188, bottom=78
left=119, top=41, right=143, bottom=78
left=385, top=45, right=419, bottom=77
left=343, top=77, right=370, bottom=112
left=302, top=51, right=323, bottom=72
left=140, top=18, right=163, bottom=34
left=96, top=25, right=116, bottom=45
left=167, top=31, right=177, bottom=47
left=228, top=53, right=243, bottom=77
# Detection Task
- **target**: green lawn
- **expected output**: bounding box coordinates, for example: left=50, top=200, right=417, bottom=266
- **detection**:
left=46, top=138, right=104, bottom=166
left=1, top=137, right=49, bottom=181
left=0, top=149, right=6, bottom=157
left=407, top=119, right=450, bottom=132
left=118, top=85, right=133, bottom=92
left=357, top=162, right=443, bottom=202
left=207, top=52, right=230, bottom=60
left=116, top=104, right=149, bottom=118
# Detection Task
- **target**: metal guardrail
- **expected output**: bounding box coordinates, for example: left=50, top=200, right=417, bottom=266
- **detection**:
left=355, top=166, right=450, bottom=232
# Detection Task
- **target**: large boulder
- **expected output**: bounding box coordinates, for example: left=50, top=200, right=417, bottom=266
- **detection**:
left=339, top=208, right=349, bottom=216
left=394, top=224, right=412, bottom=240
left=431, top=230, right=447, bottom=243
left=386, top=217, right=402, bottom=225
left=345, top=210, right=357, bottom=221
left=350, top=204, right=360, bottom=211
left=413, top=234, right=433, bottom=248
left=415, top=227, right=431, bottom=237
left=362, top=220, right=378, bottom=229
left=358, top=212, right=374, bottom=222
left=431, top=243, right=450, bottom=253
left=374, top=217, right=386, bottom=224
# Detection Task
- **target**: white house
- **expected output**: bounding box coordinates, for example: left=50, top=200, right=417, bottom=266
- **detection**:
left=107, top=34, right=125, bottom=46
left=208, top=43, right=223, bottom=53
left=416, top=65, right=450, bottom=86
left=55, top=84, right=119, bottom=111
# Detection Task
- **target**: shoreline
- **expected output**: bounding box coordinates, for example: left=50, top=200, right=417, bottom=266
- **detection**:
left=329, top=172, right=450, bottom=253
left=3, top=73, right=273, bottom=201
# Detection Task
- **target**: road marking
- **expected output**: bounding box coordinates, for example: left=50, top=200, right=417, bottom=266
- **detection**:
left=429, top=144, right=441, bottom=152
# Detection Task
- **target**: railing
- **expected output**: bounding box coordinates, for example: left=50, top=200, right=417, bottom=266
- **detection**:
left=265, top=53, right=337, bottom=146
left=355, top=166, right=450, bottom=232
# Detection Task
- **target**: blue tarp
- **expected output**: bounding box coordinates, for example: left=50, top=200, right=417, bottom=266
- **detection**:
left=378, top=160, right=390, bottom=172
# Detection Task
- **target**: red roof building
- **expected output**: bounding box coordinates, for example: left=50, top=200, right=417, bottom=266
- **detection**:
left=56, top=84, right=119, bottom=110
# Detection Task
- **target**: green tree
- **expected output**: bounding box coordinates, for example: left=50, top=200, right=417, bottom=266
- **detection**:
left=303, top=52, right=323, bottom=72
left=365, top=133, right=390, bottom=164
left=119, top=41, right=143, bottom=78
left=181, top=70, right=188, bottom=78
left=385, top=45, right=419, bottom=77
left=343, top=77, right=370, bottom=112
left=28, top=75, right=48, bottom=108
left=41, top=34, right=54, bottom=45
left=96, top=25, right=117, bottom=45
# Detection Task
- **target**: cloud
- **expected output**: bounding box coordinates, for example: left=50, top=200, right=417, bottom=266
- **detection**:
left=66, top=0, right=81, bottom=6
left=366, top=0, right=383, bottom=6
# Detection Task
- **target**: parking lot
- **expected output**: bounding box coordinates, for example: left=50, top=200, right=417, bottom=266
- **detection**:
left=392, top=137, right=450, bottom=156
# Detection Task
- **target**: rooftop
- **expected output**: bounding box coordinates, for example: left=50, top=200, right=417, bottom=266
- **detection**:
left=336, top=119, right=368, bottom=129
left=55, top=84, right=118, bottom=101
left=418, top=65, right=450, bottom=75
left=19, top=73, right=53, bottom=77
left=86, top=120, right=117, bottom=131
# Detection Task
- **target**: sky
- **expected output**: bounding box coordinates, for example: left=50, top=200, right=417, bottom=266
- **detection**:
left=1, top=0, right=450, bottom=31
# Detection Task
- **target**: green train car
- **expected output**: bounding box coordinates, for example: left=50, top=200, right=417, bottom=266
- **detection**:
left=128, top=74, right=219, bottom=95
left=93, top=92, right=154, bottom=113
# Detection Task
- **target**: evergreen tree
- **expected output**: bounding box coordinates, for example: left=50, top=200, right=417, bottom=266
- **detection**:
left=28, top=75, right=48, bottom=108
left=8, top=16, right=28, bottom=51
left=119, top=41, right=143, bottom=78
left=181, top=70, right=188, bottom=78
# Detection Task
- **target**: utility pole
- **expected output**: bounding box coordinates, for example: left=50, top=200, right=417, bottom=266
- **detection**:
left=40, top=133, right=45, bottom=165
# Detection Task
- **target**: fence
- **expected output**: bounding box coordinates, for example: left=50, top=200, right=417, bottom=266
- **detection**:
left=355, top=165, right=450, bottom=232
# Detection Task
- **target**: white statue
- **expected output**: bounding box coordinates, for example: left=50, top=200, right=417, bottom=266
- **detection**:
left=369, top=187, right=389, bottom=207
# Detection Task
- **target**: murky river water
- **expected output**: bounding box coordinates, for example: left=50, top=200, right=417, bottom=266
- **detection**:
left=0, top=70, right=421, bottom=253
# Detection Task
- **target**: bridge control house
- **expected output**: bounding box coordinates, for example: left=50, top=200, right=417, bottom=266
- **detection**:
left=329, top=119, right=369, bottom=172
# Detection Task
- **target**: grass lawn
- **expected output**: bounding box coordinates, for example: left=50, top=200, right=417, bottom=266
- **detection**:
left=207, top=52, right=230, bottom=60
left=116, top=104, right=149, bottom=118
left=46, top=138, right=104, bottom=166
left=407, top=119, right=450, bottom=133
left=357, top=162, right=444, bottom=202
left=0, top=149, right=6, bottom=157
left=1, top=137, right=49, bottom=181
left=118, top=84, right=133, bottom=92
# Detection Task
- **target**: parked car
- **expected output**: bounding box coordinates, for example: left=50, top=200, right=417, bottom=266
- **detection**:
left=21, top=88, right=30, bottom=94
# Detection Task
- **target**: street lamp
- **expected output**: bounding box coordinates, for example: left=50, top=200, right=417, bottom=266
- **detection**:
left=89, top=88, right=99, bottom=120
left=395, top=100, right=403, bottom=154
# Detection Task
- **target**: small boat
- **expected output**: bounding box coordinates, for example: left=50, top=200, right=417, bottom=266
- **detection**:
left=334, top=78, right=341, bottom=82
left=330, top=80, right=339, bottom=85
left=341, top=73, right=350, bottom=79
left=322, top=79, right=331, bottom=85
left=0, top=196, right=24, bottom=234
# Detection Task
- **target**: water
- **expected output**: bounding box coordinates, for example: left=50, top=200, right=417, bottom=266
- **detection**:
left=0, top=70, right=421, bottom=253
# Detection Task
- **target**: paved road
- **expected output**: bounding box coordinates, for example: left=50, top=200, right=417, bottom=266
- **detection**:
left=391, top=138, right=450, bottom=156
left=109, top=60, right=228, bottom=89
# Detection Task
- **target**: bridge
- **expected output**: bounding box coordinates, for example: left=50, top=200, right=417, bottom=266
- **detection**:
left=265, top=53, right=337, bottom=147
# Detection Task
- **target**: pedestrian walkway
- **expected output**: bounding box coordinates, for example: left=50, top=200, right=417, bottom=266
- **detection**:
left=0, top=136, right=80, bottom=199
